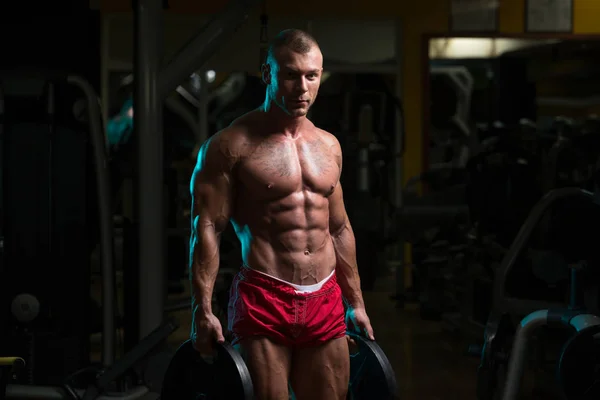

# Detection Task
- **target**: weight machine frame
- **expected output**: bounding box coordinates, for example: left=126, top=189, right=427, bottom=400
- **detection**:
left=492, top=187, right=597, bottom=319
left=475, top=187, right=600, bottom=399
left=500, top=310, right=600, bottom=400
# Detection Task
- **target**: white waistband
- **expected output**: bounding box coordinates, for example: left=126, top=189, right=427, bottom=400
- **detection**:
left=247, top=266, right=335, bottom=293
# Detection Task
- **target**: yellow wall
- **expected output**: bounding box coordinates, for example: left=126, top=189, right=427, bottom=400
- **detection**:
left=403, top=0, right=600, bottom=182
left=574, top=0, right=600, bottom=34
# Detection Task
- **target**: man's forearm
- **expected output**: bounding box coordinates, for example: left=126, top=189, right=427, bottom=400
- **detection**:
left=190, top=221, right=220, bottom=317
left=332, top=223, right=365, bottom=309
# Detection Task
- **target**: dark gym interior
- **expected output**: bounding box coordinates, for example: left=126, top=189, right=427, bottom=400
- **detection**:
left=1, top=1, right=600, bottom=399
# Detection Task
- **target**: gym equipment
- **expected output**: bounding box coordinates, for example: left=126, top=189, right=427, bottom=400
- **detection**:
left=1, top=358, right=24, bottom=400
left=347, top=332, right=398, bottom=400
left=491, top=187, right=598, bottom=323
left=557, top=324, right=600, bottom=399
left=473, top=187, right=600, bottom=399
left=500, top=311, right=600, bottom=400
left=160, top=340, right=253, bottom=400
left=465, top=128, right=543, bottom=248
left=473, top=313, right=513, bottom=399
left=161, top=334, right=398, bottom=400
left=6, top=318, right=178, bottom=400
left=0, top=72, right=182, bottom=399
left=392, top=179, right=470, bottom=309
left=0, top=82, right=4, bottom=272
left=429, top=66, right=475, bottom=170
left=0, top=72, right=110, bottom=382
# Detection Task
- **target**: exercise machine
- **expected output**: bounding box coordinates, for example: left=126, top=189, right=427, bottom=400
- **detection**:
left=473, top=187, right=600, bottom=399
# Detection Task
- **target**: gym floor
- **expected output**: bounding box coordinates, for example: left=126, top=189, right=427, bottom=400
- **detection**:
left=90, top=273, right=551, bottom=400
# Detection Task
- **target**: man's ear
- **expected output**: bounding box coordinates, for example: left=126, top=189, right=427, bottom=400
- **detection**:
left=261, top=63, right=271, bottom=85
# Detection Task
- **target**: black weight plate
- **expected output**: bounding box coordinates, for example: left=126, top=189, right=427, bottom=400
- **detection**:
left=558, top=324, right=600, bottom=400
left=347, top=332, right=398, bottom=400
left=161, top=339, right=254, bottom=400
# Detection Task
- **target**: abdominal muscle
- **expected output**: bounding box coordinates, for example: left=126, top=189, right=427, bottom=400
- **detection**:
left=232, top=193, right=337, bottom=285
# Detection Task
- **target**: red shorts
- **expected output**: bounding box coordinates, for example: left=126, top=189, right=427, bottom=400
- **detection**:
left=227, top=266, right=347, bottom=347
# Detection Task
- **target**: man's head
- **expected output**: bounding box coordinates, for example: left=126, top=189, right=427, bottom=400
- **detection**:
left=261, top=29, right=323, bottom=118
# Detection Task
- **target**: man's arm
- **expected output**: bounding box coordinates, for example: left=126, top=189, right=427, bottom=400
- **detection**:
left=189, top=133, right=235, bottom=319
left=328, top=140, right=365, bottom=310
left=329, top=180, right=365, bottom=310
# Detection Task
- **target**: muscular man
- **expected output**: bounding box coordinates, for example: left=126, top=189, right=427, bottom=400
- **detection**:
left=189, top=29, right=374, bottom=400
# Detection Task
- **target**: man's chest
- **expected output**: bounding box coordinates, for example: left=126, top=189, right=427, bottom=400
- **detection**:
left=237, top=138, right=340, bottom=199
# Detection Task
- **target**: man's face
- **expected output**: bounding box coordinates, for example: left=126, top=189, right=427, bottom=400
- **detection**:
left=264, top=46, right=323, bottom=118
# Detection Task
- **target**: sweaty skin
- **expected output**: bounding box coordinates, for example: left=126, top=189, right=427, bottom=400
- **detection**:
left=190, top=36, right=372, bottom=399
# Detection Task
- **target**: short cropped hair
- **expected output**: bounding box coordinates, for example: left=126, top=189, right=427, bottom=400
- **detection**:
left=266, top=29, right=320, bottom=65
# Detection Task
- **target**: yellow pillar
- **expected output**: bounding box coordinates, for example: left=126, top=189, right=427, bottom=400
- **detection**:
left=498, top=0, right=524, bottom=33
left=574, top=0, right=600, bottom=33
left=399, top=2, right=449, bottom=285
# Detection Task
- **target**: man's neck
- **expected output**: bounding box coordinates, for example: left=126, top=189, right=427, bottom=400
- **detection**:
left=261, top=98, right=305, bottom=138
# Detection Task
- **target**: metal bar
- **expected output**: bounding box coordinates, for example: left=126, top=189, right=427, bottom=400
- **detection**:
left=46, top=83, right=55, bottom=282
left=6, top=385, right=150, bottom=400
left=0, top=82, right=4, bottom=259
left=393, top=18, right=403, bottom=207
left=157, top=0, right=261, bottom=99
left=66, top=75, right=116, bottom=367
left=100, top=15, right=111, bottom=145
left=135, top=0, right=165, bottom=339
left=570, top=314, right=600, bottom=332
left=501, top=310, right=549, bottom=400
left=393, top=18, right=406, bottom=305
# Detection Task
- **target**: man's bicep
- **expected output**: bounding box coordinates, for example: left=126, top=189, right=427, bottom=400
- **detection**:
left=328, top=181, right=350, bottom=236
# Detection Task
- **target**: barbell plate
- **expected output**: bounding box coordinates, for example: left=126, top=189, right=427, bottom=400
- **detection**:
left=347, top=332, right=398, bottom=400
left=161, top=339, right=254, bottom=400
left=558, top=324, right=600, bottom=400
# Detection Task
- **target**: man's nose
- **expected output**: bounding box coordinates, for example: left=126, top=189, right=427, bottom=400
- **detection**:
left=296, top=77, right=308, bottom=92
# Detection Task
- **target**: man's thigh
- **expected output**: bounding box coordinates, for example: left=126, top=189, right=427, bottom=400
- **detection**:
left=290, top=336, right=350, bottom=400
left=238, top=336, right=292, bottom=400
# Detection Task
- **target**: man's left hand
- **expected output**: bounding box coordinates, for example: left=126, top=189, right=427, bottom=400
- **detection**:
left=346, top=306, right=375, bottom=340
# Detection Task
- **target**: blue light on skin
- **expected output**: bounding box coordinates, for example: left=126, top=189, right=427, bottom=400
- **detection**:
left=230, top=220, right=252, bottom=267
left=191, top=136, right=254, bottom=267
left=345, top=301, right=370, bottom=340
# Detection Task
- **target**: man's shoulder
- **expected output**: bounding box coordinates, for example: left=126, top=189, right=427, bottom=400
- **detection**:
left=313, top=126, right=341, bottom=152
left=195, top=124, right=252, bottom=173
left=211, top=116, right=257, bottom=157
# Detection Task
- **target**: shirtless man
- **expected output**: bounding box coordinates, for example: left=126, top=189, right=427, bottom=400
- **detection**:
left=189, top=29, right=374, bottom=400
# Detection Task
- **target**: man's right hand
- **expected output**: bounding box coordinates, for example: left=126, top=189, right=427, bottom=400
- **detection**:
left=191, top=313, right=226, bottom=357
